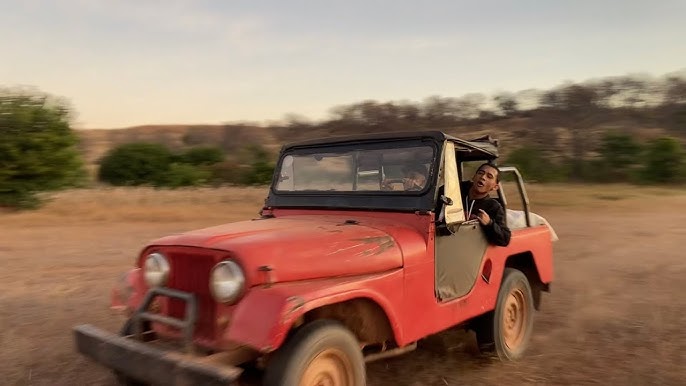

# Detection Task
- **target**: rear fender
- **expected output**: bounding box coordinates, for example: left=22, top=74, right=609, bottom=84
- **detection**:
left=225, top=272, right=403, bottom=352
left=508, top=225, right=555, bottom=284
left=489, top=226, right=554, bottom=311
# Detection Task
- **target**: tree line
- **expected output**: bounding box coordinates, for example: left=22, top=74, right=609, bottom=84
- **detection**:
left=277, top=70, right=686, bottom=182
left=281, top=71, right=686, bottom=136
left=1, top=70, right=685, bottom=209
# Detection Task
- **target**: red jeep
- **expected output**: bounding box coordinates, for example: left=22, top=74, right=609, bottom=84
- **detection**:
left=74, top=131, right=554, bottom=385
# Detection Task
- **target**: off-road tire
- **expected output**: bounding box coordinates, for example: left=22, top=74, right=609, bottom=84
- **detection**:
left=114, top=319, right=150, bottom=386
left=474, top=268, right=534, bottom=361
left=264, top=319, right=366, bottom=386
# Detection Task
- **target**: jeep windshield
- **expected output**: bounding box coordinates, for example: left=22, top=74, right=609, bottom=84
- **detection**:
left=275, top=141, right=435, bottom=194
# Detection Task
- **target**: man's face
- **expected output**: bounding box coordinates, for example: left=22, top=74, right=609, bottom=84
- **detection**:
left=403, top=171, right=426, bottom=191
left=471, top=165, right=499, bottom=194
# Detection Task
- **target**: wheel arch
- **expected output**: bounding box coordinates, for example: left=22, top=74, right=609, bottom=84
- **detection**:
left=299, top=297, right=396, bottom=350
left=504, top=251, right=548, bottom=310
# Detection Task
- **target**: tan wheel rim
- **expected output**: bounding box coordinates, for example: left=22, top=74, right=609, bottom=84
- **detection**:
left=502, top=287, right=528, bottom=350
left=300, top=348, right=354, bottom=386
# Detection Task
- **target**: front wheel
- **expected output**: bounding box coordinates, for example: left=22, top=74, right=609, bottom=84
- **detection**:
left=474, top=268, right=534, bottom=361
left=114, top=319, right=151, bottom=386
left=264, top=320, right=366, bottom=386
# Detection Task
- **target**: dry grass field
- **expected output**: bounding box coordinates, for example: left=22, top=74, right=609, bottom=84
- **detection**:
left=1, top=184, right=685, bottom=385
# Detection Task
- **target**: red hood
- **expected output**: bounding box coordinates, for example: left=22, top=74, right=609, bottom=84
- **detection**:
left=151, top=215, right=405, bottom=285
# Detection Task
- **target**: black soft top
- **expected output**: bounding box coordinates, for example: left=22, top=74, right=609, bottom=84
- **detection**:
left=281, top=130, right=498, bottom=161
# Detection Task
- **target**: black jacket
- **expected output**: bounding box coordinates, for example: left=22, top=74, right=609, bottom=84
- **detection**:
left=463, top=182, right=511, bottom=247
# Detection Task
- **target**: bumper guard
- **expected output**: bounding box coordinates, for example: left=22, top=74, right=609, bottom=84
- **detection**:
left=73, top=287, right=242, bottom=385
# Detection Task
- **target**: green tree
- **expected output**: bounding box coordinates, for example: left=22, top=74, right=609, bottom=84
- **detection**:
left=0, top=88, right=85, bottom=208
left=640, top=137, right=684, bottom=183
left=98, top=142, right=173, bottom=186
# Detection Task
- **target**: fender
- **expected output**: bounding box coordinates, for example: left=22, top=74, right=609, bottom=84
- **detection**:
left=503, top=225, right=554, bottom=284
left=111, top=268, right=147, bottom=315
left=481, top=225, right=554, bottom=311
left=225, top=269, right=405, bottom=352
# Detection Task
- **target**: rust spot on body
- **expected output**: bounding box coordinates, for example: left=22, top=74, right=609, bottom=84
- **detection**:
left=352, top=235, right=395, bottom=255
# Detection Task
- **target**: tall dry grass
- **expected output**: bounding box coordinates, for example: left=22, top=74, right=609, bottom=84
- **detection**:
left=501, top=182, right=686, bottom=212
left=1, top=187, right=268, bottom=227
left=2, top=183, right=685, bottom=227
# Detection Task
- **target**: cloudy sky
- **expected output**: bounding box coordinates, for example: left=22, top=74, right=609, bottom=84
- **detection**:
left=1, top=0, right=685, bottom=128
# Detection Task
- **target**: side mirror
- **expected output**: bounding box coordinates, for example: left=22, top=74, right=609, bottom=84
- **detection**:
left=440, top=195, right=453, bottom=206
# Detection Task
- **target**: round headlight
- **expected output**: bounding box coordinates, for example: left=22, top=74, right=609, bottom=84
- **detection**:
left=210, top=260, right=245, bottom=304
left=143, top=253, right=170, bottom=287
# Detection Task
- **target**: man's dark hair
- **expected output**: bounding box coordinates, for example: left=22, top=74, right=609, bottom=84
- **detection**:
left=476, top=162, right=500, bottom=182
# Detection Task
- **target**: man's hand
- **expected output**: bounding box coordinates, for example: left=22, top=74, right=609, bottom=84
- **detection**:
left=476, top=209, right=491, bottom=226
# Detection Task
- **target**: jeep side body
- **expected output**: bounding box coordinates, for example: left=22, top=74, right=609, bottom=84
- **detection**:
left=74, top=131, right=554, bottom=386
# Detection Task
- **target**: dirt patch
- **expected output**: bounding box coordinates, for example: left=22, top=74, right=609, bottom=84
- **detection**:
left=1, top=185, right=685, bottom=385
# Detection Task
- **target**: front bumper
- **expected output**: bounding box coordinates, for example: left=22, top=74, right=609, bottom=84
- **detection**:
left=74, top=286, right=242, bottom=385
left=74, top=324, right=242, bottom=385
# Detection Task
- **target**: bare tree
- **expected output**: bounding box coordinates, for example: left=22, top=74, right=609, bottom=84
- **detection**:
left=421, top=95, right=457, bottom=125
left=664, top=76, right=686, bottom=105
left=538, top=84, right=602, bottom=179
left=493, top=92, right=519, bottom=117
left=453, top=93, right=486, bottom=120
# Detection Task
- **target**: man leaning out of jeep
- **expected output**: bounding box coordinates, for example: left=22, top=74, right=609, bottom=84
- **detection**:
left=463, top=162, right=511, bottom=246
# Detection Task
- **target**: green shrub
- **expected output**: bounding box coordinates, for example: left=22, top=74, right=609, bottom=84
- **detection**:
left=639, top=137, right=684, bottom=183
left=98, top=142, right=173, bottom=186
left=0, top=88, right=86, bottom=209
left=208, top=161, right=245, bottom=185
left=206, top=144, right=275, bottom=186
left=161, top=163, right=211, bottom=188
left=241, top=145, right=275, bottom=185
left=178, top=146, right=224, bottom=166
left=504, top=146, right=564, bottom=182
left=242, top=160, right=275, bottom=185
left=595, top=131, right=643, bottom=181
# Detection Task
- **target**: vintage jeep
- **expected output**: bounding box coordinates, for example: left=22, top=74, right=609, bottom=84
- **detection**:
left=73, top=131, right=554, bottom=385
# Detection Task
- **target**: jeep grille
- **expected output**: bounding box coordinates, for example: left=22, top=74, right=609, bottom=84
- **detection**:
left=165, top=248, right=218, bottom=341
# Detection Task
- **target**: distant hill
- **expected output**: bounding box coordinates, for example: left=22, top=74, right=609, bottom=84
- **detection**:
left=76, top=124, right=280, bottom=165
left=75, top=117, right=680, bottom=169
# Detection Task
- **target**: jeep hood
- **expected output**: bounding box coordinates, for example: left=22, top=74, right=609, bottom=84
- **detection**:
left=151, top=216, right=404, bottom=285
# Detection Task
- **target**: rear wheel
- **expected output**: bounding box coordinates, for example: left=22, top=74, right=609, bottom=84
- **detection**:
left=264, top=320, right=365, bottom=386
left=474, top=268, right=534, bottom=361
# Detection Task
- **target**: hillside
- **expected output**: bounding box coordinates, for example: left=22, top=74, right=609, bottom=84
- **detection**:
left=76, top=124, right=281, bottom=165
left=75, top=117, right=681, bottom=168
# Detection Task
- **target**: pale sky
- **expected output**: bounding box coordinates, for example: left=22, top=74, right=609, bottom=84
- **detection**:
left=1, top=0, right=685, bottom=128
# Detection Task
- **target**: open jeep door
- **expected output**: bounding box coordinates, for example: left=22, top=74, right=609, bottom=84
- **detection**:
left=434, top=140, right=491, bottom=302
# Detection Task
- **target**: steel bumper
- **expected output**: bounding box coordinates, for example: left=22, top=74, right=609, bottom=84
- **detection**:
left=74, top=324, right=242, bottom=386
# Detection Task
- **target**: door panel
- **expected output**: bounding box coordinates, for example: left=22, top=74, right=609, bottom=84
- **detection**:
left=435, top=220, right=489, bottom=301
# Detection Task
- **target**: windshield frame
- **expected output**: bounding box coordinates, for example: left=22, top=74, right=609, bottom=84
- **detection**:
left=273, top=139, right=436, bottom=196
left=266, top=137, right=443, bottom=212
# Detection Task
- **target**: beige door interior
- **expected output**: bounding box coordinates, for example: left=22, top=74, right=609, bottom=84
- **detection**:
left=434, top=141, right=489, bottom=302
